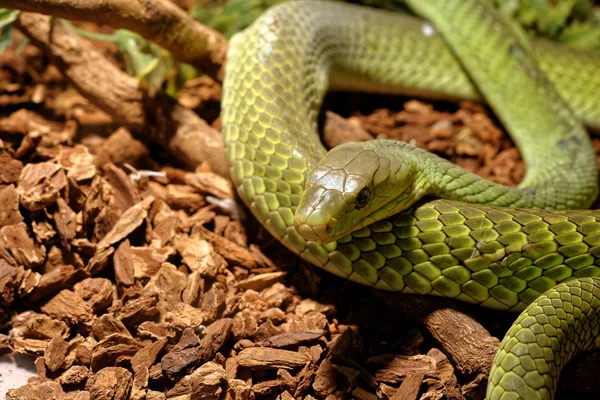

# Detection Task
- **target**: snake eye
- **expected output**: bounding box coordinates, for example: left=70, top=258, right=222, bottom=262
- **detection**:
left=355, top=187, right=370, bottom=209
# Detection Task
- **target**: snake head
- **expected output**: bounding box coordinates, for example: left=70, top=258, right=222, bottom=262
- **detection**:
left=294, top=141, right=415, bottom=243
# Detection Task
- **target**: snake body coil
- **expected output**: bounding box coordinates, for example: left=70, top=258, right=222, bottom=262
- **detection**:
left=221, top=1, right=600, bottom=398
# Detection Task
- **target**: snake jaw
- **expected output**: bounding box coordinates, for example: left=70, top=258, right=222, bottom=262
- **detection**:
left=294, top=208, right=339, bottom=243
left=294, top=221, right=329, bottom=243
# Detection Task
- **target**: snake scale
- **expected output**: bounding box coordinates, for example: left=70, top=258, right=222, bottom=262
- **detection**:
left=220, top=0, right=600, bottom=398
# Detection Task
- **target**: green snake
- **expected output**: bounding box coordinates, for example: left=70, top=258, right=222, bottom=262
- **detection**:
left=220, top=1, right=600, bottom=398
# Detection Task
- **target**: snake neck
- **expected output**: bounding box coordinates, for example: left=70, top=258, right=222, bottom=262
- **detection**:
left=364, top=141, right=529, bottom=208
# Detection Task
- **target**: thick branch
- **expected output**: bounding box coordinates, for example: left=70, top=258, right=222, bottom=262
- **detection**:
left=15, top=12, right=229, bottom=176
left=1, top=0, right=227, bottom=80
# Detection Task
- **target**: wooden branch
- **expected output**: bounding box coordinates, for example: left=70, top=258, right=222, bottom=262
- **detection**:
left=1, top=0, right=227, bottom=81
left=15, top=12, right=229, bottom=176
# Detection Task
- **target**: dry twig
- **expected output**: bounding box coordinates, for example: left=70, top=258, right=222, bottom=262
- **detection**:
left=1, top=0, right=227, bottom=80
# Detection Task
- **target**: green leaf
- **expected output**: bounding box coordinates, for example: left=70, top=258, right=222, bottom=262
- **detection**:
left=490, top=0, right=600, bottom=50
left=559, top=20, right=600, bottom=50
left=135, top=57, right=160, bottom=81
left=538, top=0, right=577, bottom=36
left=0, top=9, right=19, bottom=54
left=0, top=24, right=13, bottom=54
left=190, top=0, right=286, bottom=39
left=0, top=8, right=18, bottom=29
left=114, top=30, right=157, bottom=76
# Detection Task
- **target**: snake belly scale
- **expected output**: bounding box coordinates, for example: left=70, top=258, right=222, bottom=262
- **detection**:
left=220, top=0, right=600, bottom=398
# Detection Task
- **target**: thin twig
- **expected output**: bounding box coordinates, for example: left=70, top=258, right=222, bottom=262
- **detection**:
left=1, top=0, right=227, bottom=80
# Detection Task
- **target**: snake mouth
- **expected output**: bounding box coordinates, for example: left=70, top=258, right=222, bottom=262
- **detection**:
left=293, top=209, right=339, bottom=244
left=295, top=222, right=330, bottom=243
left=294, top=200, right=391, bottom=244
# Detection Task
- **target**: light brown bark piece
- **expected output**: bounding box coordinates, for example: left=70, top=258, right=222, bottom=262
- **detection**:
left=237, top=347, right=312, bottom=370
left=41, top=289, right=93, bottom=325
